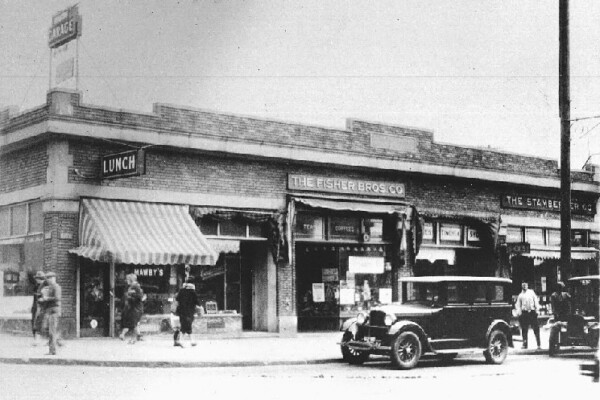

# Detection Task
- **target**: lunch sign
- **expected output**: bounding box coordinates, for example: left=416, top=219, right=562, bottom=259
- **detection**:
left=101, top=150, right=145, bottom=180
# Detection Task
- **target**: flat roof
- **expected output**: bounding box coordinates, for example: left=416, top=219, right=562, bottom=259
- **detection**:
left=399, top=276, right=512, bottom=284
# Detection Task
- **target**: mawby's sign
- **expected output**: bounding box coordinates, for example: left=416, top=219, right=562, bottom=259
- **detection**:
left=288, top=174, right=405, bottom=198
left=101, top=150, right=145, bottom=180
left=48, top=5, right=82, bottom=49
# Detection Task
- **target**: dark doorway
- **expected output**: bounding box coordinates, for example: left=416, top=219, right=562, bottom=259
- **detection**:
left=80, top=260, right=110, bottom=337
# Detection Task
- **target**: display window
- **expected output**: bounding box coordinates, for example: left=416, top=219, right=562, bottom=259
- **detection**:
left=115, top=266, right=173, bottom=316
left=296, top=243, right=392, bottom=331
left=295, top=213, right=324, bottom=239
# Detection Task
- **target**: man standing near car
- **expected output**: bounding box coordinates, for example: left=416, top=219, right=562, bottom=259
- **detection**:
left=549, top=281, right=571, bottom=354
left=515, top=281, right=541, bottom=350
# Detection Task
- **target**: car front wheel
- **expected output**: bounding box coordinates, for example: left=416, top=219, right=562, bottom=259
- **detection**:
left=340, top=332, right=370, bottom=365
left=484, top=329, right=508, bottom=364
left=391, top=331, right=422, bottom=370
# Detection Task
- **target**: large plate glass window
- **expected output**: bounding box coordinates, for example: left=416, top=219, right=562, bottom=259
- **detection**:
left=506, top=227, right=523, bottom=243
left=547, top=229, right=561, bottom=246
left=525, top=228, right=544, bottom=245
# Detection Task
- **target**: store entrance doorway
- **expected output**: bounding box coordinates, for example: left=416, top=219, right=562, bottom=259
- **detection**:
left=79, top=260, right=110, bottom=337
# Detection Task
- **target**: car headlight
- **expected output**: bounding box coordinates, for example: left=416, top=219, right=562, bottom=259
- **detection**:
left=384, top=314, right=396, bottom=326
left=356, top=312, right=367, bottom=325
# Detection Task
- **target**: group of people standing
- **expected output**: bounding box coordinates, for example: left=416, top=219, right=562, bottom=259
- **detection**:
left=31, top=270, right=62, bottom=355
left=117, top=272, right=201, bottom=348
left=514, top=280, right=572, bottom=350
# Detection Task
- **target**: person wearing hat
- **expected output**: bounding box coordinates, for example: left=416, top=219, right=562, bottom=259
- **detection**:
left=38, top=271, right=61, bottom=355
left=549, top=281, right=572, bottom=354
left=31, top=271, right=47, bottom=346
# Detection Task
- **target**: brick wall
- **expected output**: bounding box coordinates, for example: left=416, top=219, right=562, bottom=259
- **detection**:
left=44, top=211, right=79, bottom=337
left=0, top=144, right=48, bottom=194
left=3, top=90, right=594, bottom=185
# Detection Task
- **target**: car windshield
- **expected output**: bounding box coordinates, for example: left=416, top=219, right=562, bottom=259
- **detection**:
left=404, top=282, right=440, bottom=305
left=570, top=279, right=599, bottom=317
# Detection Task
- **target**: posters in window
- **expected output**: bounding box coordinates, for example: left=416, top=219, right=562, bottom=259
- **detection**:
left=312, top=283, right=325, bottom=302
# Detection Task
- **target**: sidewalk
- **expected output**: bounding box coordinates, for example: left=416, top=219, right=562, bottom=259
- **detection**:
left=0, top=327, right=551, bottom=368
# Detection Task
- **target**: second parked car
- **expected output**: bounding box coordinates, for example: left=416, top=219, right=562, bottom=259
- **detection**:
left=340, top=276, right=514, bottom=369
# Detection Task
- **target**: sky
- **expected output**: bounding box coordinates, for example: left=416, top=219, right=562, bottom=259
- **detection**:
left=1, top=0, right=599, bottom=169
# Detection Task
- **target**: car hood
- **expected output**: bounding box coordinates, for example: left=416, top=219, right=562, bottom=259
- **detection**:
left=372, top=303, right=442, bottom=317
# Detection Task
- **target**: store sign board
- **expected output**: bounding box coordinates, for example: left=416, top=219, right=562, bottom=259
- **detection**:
left=467, top=228, right=480, bottom=242
left=440, top=225, right=461, bottom=242
left=502, top=194, right=595, bottom=216
left=288, top=174, right=405, bottom=198
left=422, top=223, right=434, bottom=241
left=506, top=242, right=530, bottom=254
left=348, top=256, right=384, bottom=274
left=48, top=5, right=82, bottom=48
left=101, top=150, right=145, bottom=179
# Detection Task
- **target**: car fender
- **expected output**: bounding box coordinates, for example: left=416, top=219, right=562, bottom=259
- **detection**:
left=486, top=319, right=513, bottom=347
left=341, top=318, right=358, bottom=332
left=388, top=320, right=433, bottom=352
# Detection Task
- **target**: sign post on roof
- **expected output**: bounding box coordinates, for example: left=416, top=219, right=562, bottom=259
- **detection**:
left=48, top=5, right=82, bottom=90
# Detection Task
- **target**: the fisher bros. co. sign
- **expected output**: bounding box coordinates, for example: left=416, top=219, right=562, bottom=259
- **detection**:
left=101, top=150, right=145, bottom=180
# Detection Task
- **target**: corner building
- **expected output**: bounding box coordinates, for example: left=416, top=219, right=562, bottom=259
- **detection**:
left=0, top=90, right=598, bottom=337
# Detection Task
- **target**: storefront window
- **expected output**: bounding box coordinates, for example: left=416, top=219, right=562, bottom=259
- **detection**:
left=364, top=218, right=383, bottom=240
left=295, top=213, right=324, bottom=239
left=28, top=202, right=43, bottom=233
left=547, top=229, right=561, bottom=246
left=571, top=230, right=588, bottom=247
left=10, top=204, right=27, bottom=236
left=199, top=217, right=218, bottom=235
left=220, top=219, right=246, bottom=237
left=0, top=208, right=9, bottom=237
left=506, top=227, right=523, bottom=243
left=0, top=240, right=43, bottom=315
left=525, top=228, right=544, bottom=245
left=115, top=266, right=173, bottom=316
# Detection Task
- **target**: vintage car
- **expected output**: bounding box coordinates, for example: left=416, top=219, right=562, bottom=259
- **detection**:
left=549, top=275, right=599, bottom=357
left=340, top=276, right=514, bottom=369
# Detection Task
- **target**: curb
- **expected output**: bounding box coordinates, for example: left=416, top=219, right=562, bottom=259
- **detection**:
left=0, top=357, right=343, bottom=369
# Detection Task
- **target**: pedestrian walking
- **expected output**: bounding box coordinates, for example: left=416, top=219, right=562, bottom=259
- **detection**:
left=515, top=281, right=541, bottom=349
left=38, top=271, right=61, bottom=355
left=119, top=273, right=144, bottom=344
left=549, top=281, right=572, bottom=354
left=173, top=277, right=199, bottom=347
left=31, top=271, right=46, bottom=346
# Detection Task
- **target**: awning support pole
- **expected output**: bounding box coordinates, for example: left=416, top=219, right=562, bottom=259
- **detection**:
left=109, top=262, right=115, bottom=338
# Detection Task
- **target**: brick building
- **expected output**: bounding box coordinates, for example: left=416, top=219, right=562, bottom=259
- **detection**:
left=1, top=89, right=598, bottom=337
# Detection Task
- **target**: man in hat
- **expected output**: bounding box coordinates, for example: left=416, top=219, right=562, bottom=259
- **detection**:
left=31, top=271, right=46, bottom=346
left=38, top=271, right=61, bottom=355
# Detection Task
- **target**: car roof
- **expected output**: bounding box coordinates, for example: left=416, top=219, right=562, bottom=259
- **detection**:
left=399, top=276, right=512, bottom=284
left=568, top=275, right=600, bottom=282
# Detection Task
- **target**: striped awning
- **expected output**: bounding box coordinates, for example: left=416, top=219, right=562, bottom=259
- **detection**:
left=69, top=199, right=218, bottom=265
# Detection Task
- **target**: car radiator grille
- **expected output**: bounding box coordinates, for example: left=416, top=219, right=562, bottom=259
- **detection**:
left=369, top=310, right=387, bottom=327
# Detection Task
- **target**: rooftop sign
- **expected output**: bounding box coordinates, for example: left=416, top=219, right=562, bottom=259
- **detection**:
left=48, top=5, right=82, bottom=48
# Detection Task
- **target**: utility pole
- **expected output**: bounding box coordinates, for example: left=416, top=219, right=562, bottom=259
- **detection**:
left=559, top=0, right=571, bottom=280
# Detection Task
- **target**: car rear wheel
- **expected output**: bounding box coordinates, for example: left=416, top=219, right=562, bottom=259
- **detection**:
left=484, top=329, right=508, bottom=364
left=340, top=332, right=370, bottom=365
left=391, top=331, right=422, bottom=370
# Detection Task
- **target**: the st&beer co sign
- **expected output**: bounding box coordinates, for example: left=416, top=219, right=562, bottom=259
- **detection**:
left=101, top=150, right=145, bottom=179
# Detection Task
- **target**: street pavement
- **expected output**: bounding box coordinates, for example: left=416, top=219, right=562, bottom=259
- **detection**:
left=0, top=325, right=552, bottom=368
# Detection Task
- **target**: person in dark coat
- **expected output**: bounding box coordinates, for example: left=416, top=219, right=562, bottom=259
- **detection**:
left=119, top=274, right=144, bottom=344
left=174, top=277, right=199, bottom=347
left=31, top=271, right=46, bottom=346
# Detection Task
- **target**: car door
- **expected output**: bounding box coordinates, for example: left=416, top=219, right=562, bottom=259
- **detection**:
left=439, top=281, right=472, bottom=347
